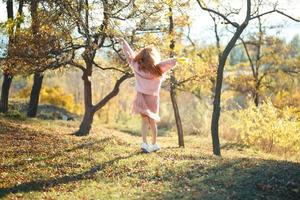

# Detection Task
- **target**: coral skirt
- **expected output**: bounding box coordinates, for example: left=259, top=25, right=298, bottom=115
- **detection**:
left=132, top=92, right=160, bottom=122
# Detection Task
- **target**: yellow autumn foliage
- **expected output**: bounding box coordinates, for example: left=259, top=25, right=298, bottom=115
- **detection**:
left=16, top=86, right=83, bottom=115
left=229, top=100, right=300, bottom=156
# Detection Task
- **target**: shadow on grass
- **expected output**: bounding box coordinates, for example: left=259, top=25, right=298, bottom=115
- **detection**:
left=150, top=158, right=300, bottom=200
left=0, top=152, right=142, bottom=198
left=0, top=137, right=113, bottom=170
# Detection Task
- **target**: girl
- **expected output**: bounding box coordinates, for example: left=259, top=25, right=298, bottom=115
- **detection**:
left=119, top=38, right=178, bottom=153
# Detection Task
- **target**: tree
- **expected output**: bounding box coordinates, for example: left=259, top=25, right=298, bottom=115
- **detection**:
left=2, top=0, right=75, bottom=117
left=26, top=0, right=74, bottom=117
left=168, top=1, right=184, bottom=147
left=27, top=0, right=43, bottom=117
left=197, top=0, right=300, bottom=155
left=163, top=0, right=210, bottom=147
left=0, top=0, right=24, bottom=113
left=228, top=2, right=300, bottom=107
left=197, top=0, right=252, bottom=155
left=52, top=0, right=169, bottom=135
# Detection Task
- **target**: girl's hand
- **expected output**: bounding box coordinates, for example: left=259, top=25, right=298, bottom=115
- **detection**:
left=177, top=57, right=189, bottom=64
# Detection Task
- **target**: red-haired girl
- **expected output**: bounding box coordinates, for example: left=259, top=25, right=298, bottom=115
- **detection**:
left=119, top=38, right=179, bottom=153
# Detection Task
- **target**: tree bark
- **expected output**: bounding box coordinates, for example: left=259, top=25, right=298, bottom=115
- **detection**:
left=75, top=68, right=132, bottom=136
left=253, top=17, right=263, bottom=107
left=76, top=107, right=95, bottom=136
left=168, top=5, right=184, bottom=147
left=26, top=0, right=42, bottom=118
left=0, top=0, right=14, bottom=113
left=75, top=61, right=93, bottom=136
left=254, top=92, right=259, bottom=107
left=27, top=73, right=44, bottom=117
left=0, top=74, right=13, bottom=113
left=254, top=76, right=260, bottom=107
left=211, top=3, right=251, bottom=156
left=170, top=77, right=184, bottom=147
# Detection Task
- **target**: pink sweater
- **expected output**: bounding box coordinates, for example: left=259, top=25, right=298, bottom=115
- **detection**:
left=121, top=40, right=177, bottom=96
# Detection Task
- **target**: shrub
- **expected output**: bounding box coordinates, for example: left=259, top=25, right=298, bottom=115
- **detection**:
left=16, top=85, right=83, bottom=115
left=229, top=100, right=300, bottom=156
left=4, top=110, right=26, bottom=120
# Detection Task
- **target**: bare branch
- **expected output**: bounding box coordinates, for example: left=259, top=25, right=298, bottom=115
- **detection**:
left=69, top=60, right=86, bottom=71
left=92, top=60, right=127, bottom=74
left=196, top=0, right=239, bottom=28
left=176, top=75, right=199, bottom=86
left=93, top=72, right=133, bottom=112
left=250, top=9, right=276, bottom=20
left=250, top=9, right=300, bottom=22
left=275, top=10, right=300, bottom=22
left=239, top=37, right=256, bottom=78
left=111, top=0, right=133, bottom=16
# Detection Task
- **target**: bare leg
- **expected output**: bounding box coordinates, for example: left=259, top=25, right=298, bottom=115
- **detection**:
left=141, top=115, right=149, bottom=143
left=149, top=118, right=158, bottom=145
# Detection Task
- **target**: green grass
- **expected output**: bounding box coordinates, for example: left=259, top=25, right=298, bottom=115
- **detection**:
left=0, top=116, right=299, bottom=200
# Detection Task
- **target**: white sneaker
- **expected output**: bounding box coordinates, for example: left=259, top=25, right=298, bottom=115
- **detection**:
left=141, top=143, right=151, bottom=153
left=151, top=143, right=160, bottom=152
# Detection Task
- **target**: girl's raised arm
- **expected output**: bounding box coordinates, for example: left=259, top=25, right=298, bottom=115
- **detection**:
left=120, top=38, right=135, bottom=63
left=157, top=58, right=177, bottom=73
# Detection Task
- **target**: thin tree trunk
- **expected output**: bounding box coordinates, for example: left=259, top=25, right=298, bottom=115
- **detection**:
left=211, top=22, right=250, bottom=156
left=211, top=14, right=221, bottom=100
left=16, top=0, right=24, bottom=32
left=170, top=78, right=184, bottom=147
left=168, top=5, right=184, bottom=147
left=254, top=17, right=263, bottom=107
left=27, top=73, right=44, bottom=117
left=254, top=83, right=260, bottom=107
left=0, top=74, right=13, bottom=113
left=0, top=0, right=14, bottom=113
left=254, top=94, right=259, bottom=107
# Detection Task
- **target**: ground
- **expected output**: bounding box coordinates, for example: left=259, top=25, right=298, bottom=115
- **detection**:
left=0, top=116, right=299, bottom=200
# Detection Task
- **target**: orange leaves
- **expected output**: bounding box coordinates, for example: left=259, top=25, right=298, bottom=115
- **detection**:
left=1, top=4, right=73, bottom=76
left=2, top=25, right=70, bottom=75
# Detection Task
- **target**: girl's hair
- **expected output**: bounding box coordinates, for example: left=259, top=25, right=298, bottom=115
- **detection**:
left=133, top=46, right=162, bottom=76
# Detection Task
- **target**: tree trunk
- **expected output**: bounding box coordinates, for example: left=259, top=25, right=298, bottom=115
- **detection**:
left=27, top=72, right=44, bottom=117
left=254, top=84, right=259, bottom=107
left=0, top=0, right=14, bottom=113
left=75, top=68, right=132, bottom=136
left=170, top=78, right=184, bottom=147
left=75, top=67, right=93, bottom=136
left=254, top=17, right=262, bottom=107
left=211, top=20, right=249, bottom=156
left=0, top=74, right=13, bottom=113
left=168, top=5, right=184, bottom=147
left=76, top=107, right=95, bottom=136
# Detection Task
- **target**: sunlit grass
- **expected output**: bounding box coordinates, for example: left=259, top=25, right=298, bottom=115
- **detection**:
left=0, top=116, right=299, bottom=200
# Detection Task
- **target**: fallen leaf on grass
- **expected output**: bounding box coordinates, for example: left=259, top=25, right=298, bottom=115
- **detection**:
left=255, top=183, right=273, bottom=191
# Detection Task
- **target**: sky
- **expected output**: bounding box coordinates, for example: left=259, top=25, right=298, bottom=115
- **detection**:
left=188, top=0, right=300, bottom=44
left=0, top=0, right=299, bottom=45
